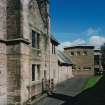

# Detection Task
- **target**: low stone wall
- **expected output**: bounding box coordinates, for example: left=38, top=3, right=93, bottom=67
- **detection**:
left=73, top=70, right=94, bottom=76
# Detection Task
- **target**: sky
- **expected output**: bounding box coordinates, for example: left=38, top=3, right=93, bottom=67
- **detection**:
left=50, top=0, right=105, bottom=49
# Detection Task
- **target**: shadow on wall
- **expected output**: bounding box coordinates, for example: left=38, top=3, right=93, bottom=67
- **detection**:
left=49, top=75, right=105, bottom=105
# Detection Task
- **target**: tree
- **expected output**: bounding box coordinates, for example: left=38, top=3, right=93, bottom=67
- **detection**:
left=101, top=43, right=105, bottom=71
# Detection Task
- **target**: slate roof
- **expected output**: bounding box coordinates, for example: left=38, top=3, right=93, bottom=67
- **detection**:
left=50, top=35, right=60, bottom=45
left=64, top=44, right=94, bottom=49
left=56, top=50, right=73, bottom=65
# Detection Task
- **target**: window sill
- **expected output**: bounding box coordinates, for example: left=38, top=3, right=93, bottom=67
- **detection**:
left=27, top=80, right=42, bottom=88
left=31, top=48, right=41, bottom=56
left=31, top=47, right=41, bottom=51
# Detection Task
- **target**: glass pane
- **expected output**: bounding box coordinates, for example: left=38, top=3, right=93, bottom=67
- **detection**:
left=32, top=64, right=35, bottom=81
left=32, top=30, right=36, bottom=48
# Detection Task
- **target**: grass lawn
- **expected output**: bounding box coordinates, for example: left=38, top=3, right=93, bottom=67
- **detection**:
left=83, top=76, right=102, bottom=91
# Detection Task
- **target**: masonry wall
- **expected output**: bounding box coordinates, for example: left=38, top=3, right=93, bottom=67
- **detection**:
left=0, top=0, right=6, bottom=39
left=58, top=66, right=73, bottom=83
left=0, top=43, right=7, bottom=105
left=0, top=0, right=50, bottom=104
left=7, top=0, right=21, bottom=39
left=64, top=47, right=94, bottom=71
left=0, top=0, right=7, bottom=105
left=49, top=42, right=74, bottom=85
left=49, top=42, right=59, bottom=85
left=20, top=43, right=30, bottom=104
left=20, top=0, right=49, bottom=104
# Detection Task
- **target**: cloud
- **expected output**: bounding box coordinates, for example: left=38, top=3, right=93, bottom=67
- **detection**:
left=57, top=39, right=86, bottom=51
left=89, top=35, right=105, bottom=47
left=57, top=27, right=105, bottom=51
left=57, top=42, right=71, bottom=51
left=85, top=27, right=101, bottom=36
left=71, top=39, right=86, bottom=45
left=57, top=36, right=105, bottom=51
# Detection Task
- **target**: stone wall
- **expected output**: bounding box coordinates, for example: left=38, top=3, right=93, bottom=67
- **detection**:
left=0, top=0, right=6, bottom=39
left=0, top=0, right=49, bottom=104
left=6, top=0, right=22, bottom=103
left=7, top=44, right=21, bottom=104
left=0, top=43, right=7, bottom=105
left=0, top=0, right=7, bottom=105
left=19, top=0, right=49, bottom=104
left=20, top=43, right=30, bottom=104
left=49, top=43, right=59, bottom=85
left=64, top=47, right=94, bottom=71
left=7, top=0, right=21, bottom=39
left=58, top=66, right=73, bottom=83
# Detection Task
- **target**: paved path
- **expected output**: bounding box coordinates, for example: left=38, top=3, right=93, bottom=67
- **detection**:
left=34, top=76, right=88, bottom=105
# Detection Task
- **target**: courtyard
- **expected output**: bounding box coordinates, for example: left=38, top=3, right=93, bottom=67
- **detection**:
left=32, top=75, right=103, bottom=105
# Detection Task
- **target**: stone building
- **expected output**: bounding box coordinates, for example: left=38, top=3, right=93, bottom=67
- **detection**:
left=57, top=50, right=73, bottom=83
left=0, top=0, right=50, bottom=104
left=0, top=0, right=74, bottom=104
left=49, top=36, right=73, bottom=85
left=64, top=45, right=94, bottom=76
left=94, top=49, right=103, bottom=75
left=48, top=35, right=60, bottom=85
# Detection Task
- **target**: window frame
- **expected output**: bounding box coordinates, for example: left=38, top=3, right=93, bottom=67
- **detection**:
left=71, top=51, right=74, bottom=56
left=32, top=30, right=40, bottom=49
left=52, top=43, right=56, bottom=54
left=32, top=64, right=41, bottom=81
left=32, top=64, right=36, bottom=81
left=77, top=51, right=81, bottom=56
left=83, top=51, right=87, bottom=56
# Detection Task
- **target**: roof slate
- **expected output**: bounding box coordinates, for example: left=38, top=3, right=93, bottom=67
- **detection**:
left=56, top=50, right=73, bottom=65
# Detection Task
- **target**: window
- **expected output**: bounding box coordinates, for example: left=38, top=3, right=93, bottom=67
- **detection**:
left=32, top=31, right=36, bottom=48
left=78, top=68, right=81, bottom=70
left=71, top=52, right=74, bottom=56
left=77, top=51, right=80, bottom=56
left=52, top=43, right=54, bottom=54
left=94, top=55, right=99, bottom=65
left=32, top=64, right=35, bottom=81
left=37, top=65, right=41, bottom=80
left=83, top=67, right=91, bottom=71
left=54, top=45, right=56, bottom=54
left=83, top=51, right=87, bottom=55
left=52, top=43, right=56, bottom=54
left=44, top=70, right=47, bottom=78
left=37, top=33, right=40, bottom=49
left=32, top=64, right=41, bottom=81
left=32, top=30, right=40, bottom=48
